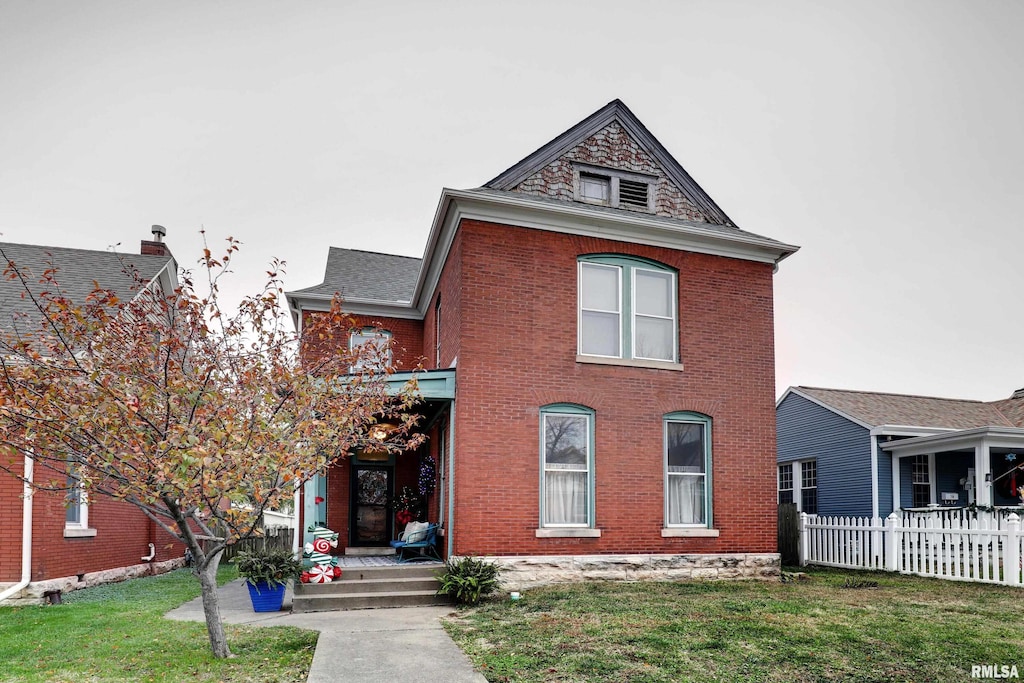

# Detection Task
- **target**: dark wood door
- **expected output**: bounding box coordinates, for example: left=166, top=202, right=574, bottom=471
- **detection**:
left=350, top=465, right=393, bottom=546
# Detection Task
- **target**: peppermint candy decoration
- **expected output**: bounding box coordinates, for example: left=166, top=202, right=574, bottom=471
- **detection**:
left=307, top=564, right=333, bottom=583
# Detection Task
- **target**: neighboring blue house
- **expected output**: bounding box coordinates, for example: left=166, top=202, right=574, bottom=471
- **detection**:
left=777, top=386, right=1024, bottom=518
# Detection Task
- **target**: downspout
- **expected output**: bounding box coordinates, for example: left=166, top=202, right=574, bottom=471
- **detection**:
left=0, top=455, right=33, bottom=603
left=292, top=486, right=301, bottom=555
left=447, top=401, right=455, bottom=559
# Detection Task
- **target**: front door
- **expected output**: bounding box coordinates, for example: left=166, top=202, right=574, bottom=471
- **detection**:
left=350, top=464, right=393, bottom=546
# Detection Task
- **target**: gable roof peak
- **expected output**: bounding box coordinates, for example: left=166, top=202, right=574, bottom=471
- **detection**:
left=483, top=99, right=735, bottom=226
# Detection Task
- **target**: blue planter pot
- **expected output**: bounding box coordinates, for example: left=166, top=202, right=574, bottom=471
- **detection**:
left=245, top=581, right=286, bottom=612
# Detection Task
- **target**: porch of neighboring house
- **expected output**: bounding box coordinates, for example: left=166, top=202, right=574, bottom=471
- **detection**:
left=293, top=370, right=455, bottom=610
left=881, top=427, right=1024, bottom=511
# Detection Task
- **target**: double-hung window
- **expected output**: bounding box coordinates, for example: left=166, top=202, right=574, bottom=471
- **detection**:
left=664, top=412, right=711, bottom=527
left=778, top=464, right=794, bottom=505
left=911, top=454, right=931, bottom=508
left=64, top=458, right=94, bottom=537
left=801, top=461, right=818, bottom=514
left=540, top=404, right=594, bottom=528
left=349, top=328, right=392, bottom=372
left=578, top=256, right=677, bottom=363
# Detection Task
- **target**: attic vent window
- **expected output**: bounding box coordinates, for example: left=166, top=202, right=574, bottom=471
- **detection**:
left=618, top=179, right=648, bottom=208
left=580, top=174, right=611, bottom=204
left=573, top=165, right=655, bottom=212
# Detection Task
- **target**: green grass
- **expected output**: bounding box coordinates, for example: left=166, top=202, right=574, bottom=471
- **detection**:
left=443, top=567, right=1024, bottom=682
left=0, top=566, right=317, bottom=682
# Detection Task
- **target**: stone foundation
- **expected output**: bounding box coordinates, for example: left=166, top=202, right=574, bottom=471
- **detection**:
left=479, top=553, right=780, bottom=590
left=0, top=557, right=185, bottom=606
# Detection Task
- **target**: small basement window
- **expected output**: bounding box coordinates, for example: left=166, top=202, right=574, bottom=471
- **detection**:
left=574, top=164, right=655, bottom=212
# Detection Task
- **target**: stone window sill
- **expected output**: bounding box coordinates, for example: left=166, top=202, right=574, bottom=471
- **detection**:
left=661, top=527, right=720, bottom=538
left=64, top=527, right=97, bottom=538
left=535, top=528, right=602, bottom=538
left=576, top=355, right=684, bottom=371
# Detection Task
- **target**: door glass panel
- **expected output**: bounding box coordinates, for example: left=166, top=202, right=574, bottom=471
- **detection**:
left=353, top=467, right=390, bottom=545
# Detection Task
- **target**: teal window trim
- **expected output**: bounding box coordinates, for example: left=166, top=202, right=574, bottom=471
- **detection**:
left=578, top=254, right=677, bottom=363
left=664, top=411, right=712, bottom=528
left=539, top=403, right=596, bottom=528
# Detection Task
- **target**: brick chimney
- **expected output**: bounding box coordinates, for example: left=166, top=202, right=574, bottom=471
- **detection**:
left=141, top=225, right=170, bottom=257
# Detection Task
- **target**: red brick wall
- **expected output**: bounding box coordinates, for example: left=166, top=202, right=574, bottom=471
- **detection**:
left=423, top=230, right=463, bottom=370
left=0, top=458, right=25, bottom=582
left=1, top=456, right=183, bottom=583
left=29, top=490, right=183, bottom=581
left=449, top=219, right=778, bottom=557
left=300, top=311, right=425, bottom=372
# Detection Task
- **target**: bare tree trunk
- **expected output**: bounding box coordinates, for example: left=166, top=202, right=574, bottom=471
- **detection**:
left=170, top=500, right=232, bottom=659
left=195, top=547, right=232, bottom=659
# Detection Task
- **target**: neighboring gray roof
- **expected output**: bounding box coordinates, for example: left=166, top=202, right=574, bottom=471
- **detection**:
left=0, top=242, right=173, bottom=333
left=292, top=248, right=422, bottom=303
left=485, top=99, right=736, bottom=227
left=795, top=386, right=1016, bottom=430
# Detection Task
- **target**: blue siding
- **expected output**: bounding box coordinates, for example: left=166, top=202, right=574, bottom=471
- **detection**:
left=899, top=457, right=914, bottom=509
left=777, top=392, right=872, bottom=517
left=935, top=452, right=972, bottom=506
left=877, top=449, right=893, bottom=516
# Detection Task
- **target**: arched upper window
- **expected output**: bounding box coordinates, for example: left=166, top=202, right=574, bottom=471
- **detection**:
left=578, top=255, right=677, bottom=363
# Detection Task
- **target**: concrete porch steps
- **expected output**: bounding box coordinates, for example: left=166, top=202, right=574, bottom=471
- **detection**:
left=292, top=563, right=451, bottom=612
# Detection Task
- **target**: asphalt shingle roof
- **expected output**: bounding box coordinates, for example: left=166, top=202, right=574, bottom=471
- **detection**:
left=292, top=248, right=422, bottom=303
left=0, top=242, right=173, bottom=333
left=796, top=386, right=1018, bottom=430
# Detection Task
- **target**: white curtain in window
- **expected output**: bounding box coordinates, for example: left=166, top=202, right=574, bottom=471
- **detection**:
left=667, top=474, right=705, bottom=525
left=545, top=469, right=588, bottom=525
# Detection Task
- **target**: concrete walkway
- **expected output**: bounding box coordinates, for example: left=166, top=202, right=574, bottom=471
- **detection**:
left=166, top=579, right=486, bottom=683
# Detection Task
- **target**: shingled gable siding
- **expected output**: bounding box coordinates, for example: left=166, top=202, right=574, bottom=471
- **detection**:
left=777, top=392, right=872, bottom=518
left=512, top=122, right=709, bottom=222
left=450, top=218, right=777, bottom=556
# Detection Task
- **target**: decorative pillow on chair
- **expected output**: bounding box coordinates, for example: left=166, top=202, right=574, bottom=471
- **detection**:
left=403, top=521, right=429, bottom=543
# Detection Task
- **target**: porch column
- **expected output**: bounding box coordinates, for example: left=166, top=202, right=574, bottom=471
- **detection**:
left=975, top=440, right=992, bottom=506
left=891, top=453, right=901, bottom=513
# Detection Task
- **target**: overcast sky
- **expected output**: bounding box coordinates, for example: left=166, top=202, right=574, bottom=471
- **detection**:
left=1, top=0, right=1021, bottom=401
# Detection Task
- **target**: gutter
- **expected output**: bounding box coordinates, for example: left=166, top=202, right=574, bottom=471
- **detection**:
left=0, top=455, right=33, bottom=603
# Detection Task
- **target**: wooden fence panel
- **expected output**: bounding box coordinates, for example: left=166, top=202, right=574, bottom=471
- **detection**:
left=778, top=503, right=799, bottom=566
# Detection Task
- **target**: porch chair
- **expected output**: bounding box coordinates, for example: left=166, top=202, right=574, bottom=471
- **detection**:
left=390, top=522, right=442, bottom=563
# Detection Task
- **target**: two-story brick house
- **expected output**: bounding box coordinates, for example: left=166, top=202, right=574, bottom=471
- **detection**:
left=286, top=100, right=799, bottom=585
left=0, top=229, right=186, bottom=605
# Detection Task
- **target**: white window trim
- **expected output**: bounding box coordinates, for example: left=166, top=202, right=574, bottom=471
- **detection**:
left=577, top=262, right=623, bottom=360
left=631, top=266, right=678, bottom=363
left=910, top=453, right=934, bottom=507
left=64, top=484, right=95, bottom=538
left=780, top=460, right=818, bottom=514
left=778, top=463, right=794, bottom=504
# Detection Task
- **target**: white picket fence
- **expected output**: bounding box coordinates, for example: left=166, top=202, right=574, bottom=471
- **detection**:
left=800, top=511, right=1024, bottom=586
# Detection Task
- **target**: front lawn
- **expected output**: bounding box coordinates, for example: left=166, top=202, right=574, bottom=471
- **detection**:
left=444, top=568, right=1024, bottom=682
left=0, top=566, right=317, bottom=683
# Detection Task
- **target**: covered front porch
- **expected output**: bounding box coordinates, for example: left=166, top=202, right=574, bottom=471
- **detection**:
left=295, top=369, right=456, bottom=560
left=881, top=426, right=1024, bottom=511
